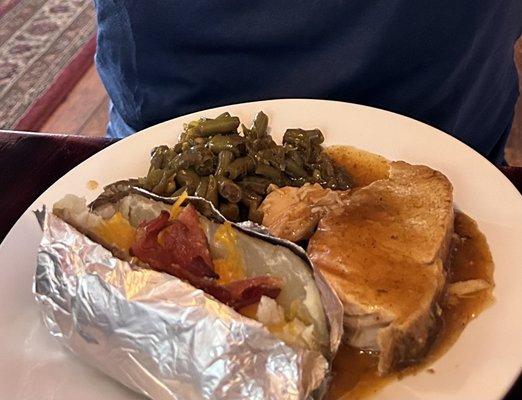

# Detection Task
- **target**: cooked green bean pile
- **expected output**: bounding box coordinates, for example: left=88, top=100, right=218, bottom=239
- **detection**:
left=137, top=111, right=352, bottom=222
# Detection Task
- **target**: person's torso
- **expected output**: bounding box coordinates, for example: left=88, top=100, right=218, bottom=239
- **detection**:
left=94, top=0, right=521, bottom=161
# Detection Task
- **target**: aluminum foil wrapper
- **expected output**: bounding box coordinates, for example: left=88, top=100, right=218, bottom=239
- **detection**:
left=33, top=190, right=343, bottom=400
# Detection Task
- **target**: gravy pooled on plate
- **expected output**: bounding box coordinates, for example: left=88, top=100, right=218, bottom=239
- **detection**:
left=324, top=146, right=494, bottom=399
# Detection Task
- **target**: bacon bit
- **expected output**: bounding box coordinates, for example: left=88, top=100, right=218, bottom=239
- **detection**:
left=177, top=204, right=214, bottom=268
left=132, top=210, right=171, bottom=254
left=131, top=206, right=215, bottom=278
left=186, top=256, right=219, bottom=280
left=131, top=206, right=283, bottom=311
left=223, top=276, right=284, bottom=310
left=137, top=210, right=171, bottom=241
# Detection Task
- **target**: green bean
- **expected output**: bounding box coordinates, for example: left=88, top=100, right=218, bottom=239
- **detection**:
left=283, top=130, right=312, bottom=161
left=152, top=170, right=175, bottom=196
left=150, top=146, right=168, bottom=169
left=194, top=148, right=216, bottom=176
left=215, top=112, right=231, bottom=120
left=227, top=156, right=256, bottom=180
left=219, top=202, right=240, bottom=222
left=284, top=158, right=309, bottom=179
left=168, top=145, right=213, bottom=172
left=252, top=111, right=268, bottom=137
left=310, top=144, right=323, bottom=161
left=320, top=156, right=335, bottom=179
left=215, top=150, right=234, bottom=176
left=287, top=128, right=323, bottom=145
left=164, top=147, right=177, bottom=162
left=167, top=151, right=183, bottom=170
left=151, top=145, right=169, bottom=154
left=284, top=128, right=324, bottom=146
left=255, top=163, right=283, bottom=184
left=141, top=111, right=354, bottom=223
left=190, top=145, right=210, bottom=166
left=308, top=129, right=324, bottom=144
left=286, top=149, right=306, bottom=166
left=286, top=176, right=308, bottom=187
left=248, top=206, right=264, bottom=224
left=241, top=123, right=252, bottom=137
left=183, top=126, right=202, bottom=139
left=286, top=141, right=311, bottom=163
left=217, top=176, right=242, bottom=203
left=240, top=189, right=264, bottom=224
left=241, top=188, right=262, bottom=205
left=172, top=185, right=188, bottom=197
left=137, top=177, right=148, bottom=189
left=193, top=137, right=209, bottom=146
left=167, top=154, right=182, bottom=171
left=255, top=147, right=286, bottom=170
left=187, top=119, right=200, bottom=129
left=324, top=178, right=338, bottom=190
left=165, top=180, right=177, bottom=196
left=146, top=168, right=164, bottom=189
left=198, top=116, right=240, bottom=136
left=208, top=135, right=245, bottom=156
left=173, top=142, right=184, bottom=154
left=205, top=175, right=219, bottom=206
left=195, top=176, right=209, bottom=198
left=312, top=169, right=322, bottom=183
left=175, top=169, right=200, bottom=195
left=251, top=136, right=277, bottom=152
left=179, top=142, right=191, bottom=153
left=238, top=176, right=270, bottom=195
left=282, top=129, right=303, bottom=146
left=332, top=165, right=352, bottom=190
left=152, top=179, right=167, bottom=195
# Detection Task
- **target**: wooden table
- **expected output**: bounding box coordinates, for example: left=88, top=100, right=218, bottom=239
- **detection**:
left=0, top=131, right=116, bottom=240
left=0, top=130, right=520, bottom=398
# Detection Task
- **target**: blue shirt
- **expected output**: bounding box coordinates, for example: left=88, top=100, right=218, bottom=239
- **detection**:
left=94, top=0, right=521, bottom=163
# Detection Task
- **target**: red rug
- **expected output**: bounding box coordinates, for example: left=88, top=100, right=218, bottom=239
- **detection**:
left=0, top=0, right=96, bottom=130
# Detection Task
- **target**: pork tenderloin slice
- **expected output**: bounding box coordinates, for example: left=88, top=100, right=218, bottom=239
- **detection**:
left=260, top=183, right=349, bottom=242
left=308, top=161, right=453, bottom=375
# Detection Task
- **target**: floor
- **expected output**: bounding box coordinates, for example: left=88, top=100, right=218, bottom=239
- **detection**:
left=40, top=40, right=522, bottom=165
left=40, top=64, right=108, bottom=137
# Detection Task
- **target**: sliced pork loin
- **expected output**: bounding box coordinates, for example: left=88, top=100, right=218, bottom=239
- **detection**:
left=260, top=161, right=454, bottom=374
left=307, top=161, right=454, bottom=375
left=259, top=183, right=350, bottom=242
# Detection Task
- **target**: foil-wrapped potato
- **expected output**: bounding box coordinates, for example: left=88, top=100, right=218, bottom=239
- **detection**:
left=34, top=182, right=343, bottom=399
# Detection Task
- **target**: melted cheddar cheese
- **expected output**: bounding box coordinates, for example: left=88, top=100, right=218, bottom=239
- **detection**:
left=94, top=212, right=136, bottom=252
left=213, top=222, right=245, bottom=284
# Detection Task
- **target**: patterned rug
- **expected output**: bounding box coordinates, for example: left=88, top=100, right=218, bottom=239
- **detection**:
left=0, top=0, right=96, bottom=130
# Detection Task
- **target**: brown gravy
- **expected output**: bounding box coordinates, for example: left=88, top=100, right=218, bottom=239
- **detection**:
left=324, top=146, right=495, bottom=399
left=325, top=145, right=390, bottom=187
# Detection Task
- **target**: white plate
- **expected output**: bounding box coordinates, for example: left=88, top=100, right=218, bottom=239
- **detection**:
left=0, top=99, right=521, bottom=400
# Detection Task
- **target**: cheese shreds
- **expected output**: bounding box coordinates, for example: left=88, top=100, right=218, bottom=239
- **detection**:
left=213, top=222, right=246, bottom=284
left=169, top=191, right=188, bottom=220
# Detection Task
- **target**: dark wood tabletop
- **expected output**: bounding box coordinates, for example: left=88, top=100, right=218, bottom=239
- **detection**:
left=0, top=129, right=520, bottom=398
left=0, top=131, right=117, bottom=241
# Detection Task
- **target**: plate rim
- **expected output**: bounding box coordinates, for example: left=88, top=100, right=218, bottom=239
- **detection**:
left=1, top=98, right=521, bottom=399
